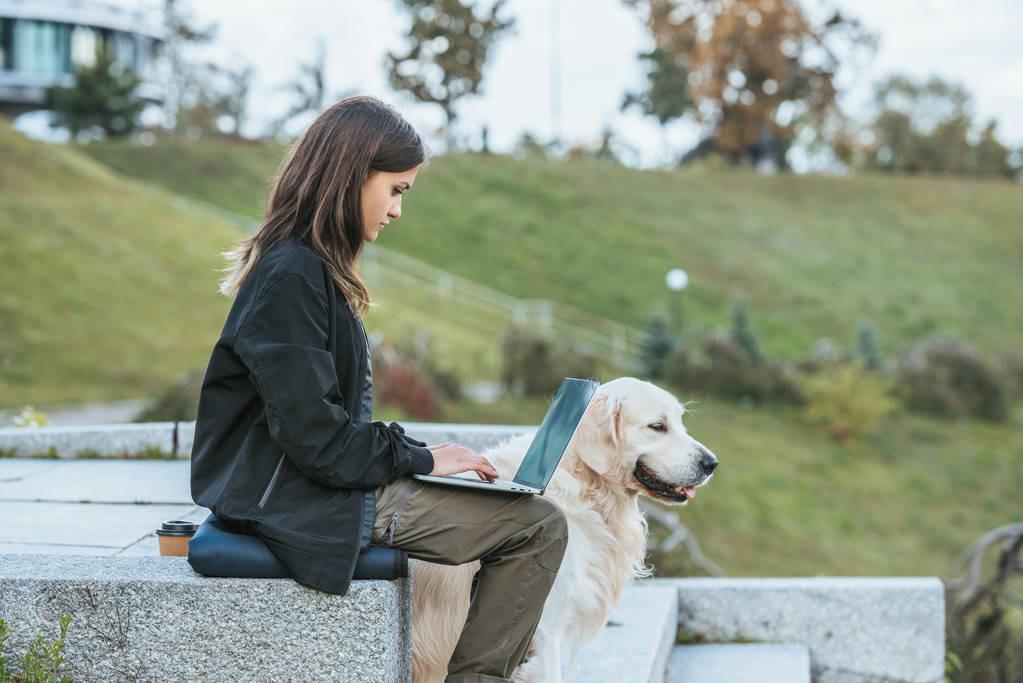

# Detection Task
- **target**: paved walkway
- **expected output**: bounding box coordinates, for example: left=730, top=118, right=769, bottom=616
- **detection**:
left=0, top=459, right=205, bottom=556
left=0, top=399, right=150, bottom=427
left=0, top=382, right=502, bottom=428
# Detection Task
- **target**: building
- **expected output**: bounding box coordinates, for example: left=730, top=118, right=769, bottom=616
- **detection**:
left=0, top=0, right=164, bottom=114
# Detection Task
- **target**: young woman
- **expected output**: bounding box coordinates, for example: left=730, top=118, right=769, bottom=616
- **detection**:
left=190, top=95, right=568, bottom=682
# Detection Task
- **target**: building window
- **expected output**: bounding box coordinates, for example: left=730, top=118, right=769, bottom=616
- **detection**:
left=109, top=31, right=137, bottom=69
left=12, top=19, right=71, bottom=78
left=1, top=18, right=13, bottom=70
left=70, top=25, right=98, bottom=68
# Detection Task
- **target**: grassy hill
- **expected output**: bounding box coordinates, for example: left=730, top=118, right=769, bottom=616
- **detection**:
left=5, top=128, right=1021, bottom=583
left=81, top=136, right=286, bottom=221
left=0, top=125, right=586, bottom=408
left=401, top=391, right=1023, bottom=579
left=0, top=122, right=240, bottom=407
left=83, top=139, right=1023, bottom=362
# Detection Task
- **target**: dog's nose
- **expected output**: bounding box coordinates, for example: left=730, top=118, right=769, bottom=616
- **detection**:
left=697, top=445, right=719, bottom=475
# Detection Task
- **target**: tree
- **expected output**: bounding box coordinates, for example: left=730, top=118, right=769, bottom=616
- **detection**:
left=267, top=38, right=362, bottom=140
left=386, top=0, right=515, bottom=151
left=564, top=125, right=631, bottom=165
left=621, top=44, right=696, bottom=125
left=271, top=38, right=326, bottom=136
left=44, top=44, right=147, bottom=139
left=174, top=59, right=254, bottom=139
left=161, top=0, right=218, bottom=132
left=621, top=0, right=876, bottom=169
left=971, top=120, right=1017, bottom=179
left=854, top=321, right=882, bottom=371
left=639, top=314, right=677, bottom=379
left=729, top=299, right=762, bottom=366
left=862, top=74, right=1020, bottom=179
left=160, top=1, right=257, bottom=140
left=513, top=131, right=557, bottom=160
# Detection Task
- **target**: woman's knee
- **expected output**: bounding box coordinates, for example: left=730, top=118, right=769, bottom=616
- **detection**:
left=526, top=498, right=568, bottom=573
left=526, top=496, right=568, bottom=542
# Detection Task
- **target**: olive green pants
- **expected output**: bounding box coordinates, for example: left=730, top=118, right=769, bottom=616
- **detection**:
left=372, top=476, right=569, bottom=683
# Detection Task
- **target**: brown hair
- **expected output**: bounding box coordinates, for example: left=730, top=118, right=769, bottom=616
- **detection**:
left=217, top=95, right=429, bottom=316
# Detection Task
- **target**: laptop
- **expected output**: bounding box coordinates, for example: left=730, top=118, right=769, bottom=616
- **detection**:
left=412, top=378, right=600, bottom=495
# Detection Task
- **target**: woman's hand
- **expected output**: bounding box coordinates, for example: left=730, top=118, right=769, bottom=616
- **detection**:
left=427, top=443, right=499, bottom=482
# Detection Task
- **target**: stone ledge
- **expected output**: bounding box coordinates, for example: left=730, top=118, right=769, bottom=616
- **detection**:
left=647, top=577, right=945, bottom=683
left=0, top=423, right=178, bottom=458
left=0, top=554, right=412, bottom=683
left=0, top=421, right=535, bottom=459
left=187, top=421, right=534, bottom=460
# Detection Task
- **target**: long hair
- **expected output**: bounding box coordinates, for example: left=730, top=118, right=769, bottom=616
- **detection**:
left=217, top=95, right=429, bottom=316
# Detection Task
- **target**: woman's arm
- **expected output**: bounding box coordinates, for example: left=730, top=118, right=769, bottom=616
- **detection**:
left=234, top=272, right=433, bottom=488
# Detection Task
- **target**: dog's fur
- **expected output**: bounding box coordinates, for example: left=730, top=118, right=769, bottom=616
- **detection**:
left=410, top=377, right=718, bottom=682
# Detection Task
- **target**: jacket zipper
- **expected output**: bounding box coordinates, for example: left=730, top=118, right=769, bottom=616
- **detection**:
left=352, top=315, right=368, bottom=419
left=257, top=451, right=287, bottom=509
left=386, top=484, right=417, bottom=546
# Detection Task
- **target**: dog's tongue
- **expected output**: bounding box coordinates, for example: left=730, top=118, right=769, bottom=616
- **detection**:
left=684, top=486, right=696, bottom=500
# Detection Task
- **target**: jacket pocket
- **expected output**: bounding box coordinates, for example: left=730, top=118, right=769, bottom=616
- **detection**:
left=257, top=451, right=287, bottom=509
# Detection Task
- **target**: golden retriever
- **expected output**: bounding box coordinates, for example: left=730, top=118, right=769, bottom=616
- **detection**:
left=410, top=377, right=719, bottom=682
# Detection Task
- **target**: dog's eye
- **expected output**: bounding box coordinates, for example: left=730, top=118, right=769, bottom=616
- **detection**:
left=649, top=423, right=667, bottom=432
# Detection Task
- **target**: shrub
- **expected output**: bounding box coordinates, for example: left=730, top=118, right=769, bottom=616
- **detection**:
left=994, top=348, right=1023, bottom=401
left=389, top=329, right=463, bottom=402
left=371, top=341, right=441, bottom=420
left=499, top=326, right=599, bottom=398
left=801, top=364, right=899, bottom=444
left=8, top=406, right=48, bottom=428
left=944, top=523, right=1023, bottom=683
left=553, top=341, right=600, bottom=386
left=0, top=613, right=73, bottom=683
left=661, top=344, right=696, bottom=390
left=680, top=333, right=804, bottom=406
left=893, top=336, right=1009, bottom=422
left=794, top=337, right=854, bottom=375
left=134, top=369, right=204, bottom=422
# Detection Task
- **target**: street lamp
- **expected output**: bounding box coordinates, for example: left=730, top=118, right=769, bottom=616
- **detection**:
left=665, top=268, right=688, bottom=337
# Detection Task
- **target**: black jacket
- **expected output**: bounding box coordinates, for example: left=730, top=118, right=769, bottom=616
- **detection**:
left=190, top=234, right=434, bottom=595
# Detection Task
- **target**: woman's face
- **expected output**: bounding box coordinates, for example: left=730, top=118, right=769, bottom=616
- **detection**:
left=361, top=166, right=421, bottom=242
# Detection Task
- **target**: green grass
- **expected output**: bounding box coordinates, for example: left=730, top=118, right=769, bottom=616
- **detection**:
left=0, top=123, right=597, bottom=407
left=379, top=394, right=1023, bottom=578
left=0, top=121, right=239, bottom=406
left=6, top=127, right=1022, bottom=581
left=81, top=139, right=1023, bottom=361
left=81, top=135, right=286, bottom=221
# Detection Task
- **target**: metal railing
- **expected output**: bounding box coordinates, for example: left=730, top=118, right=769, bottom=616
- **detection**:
left=170, top=192, right=647, bottom=370
left=362, top=245, right=645, bottom=370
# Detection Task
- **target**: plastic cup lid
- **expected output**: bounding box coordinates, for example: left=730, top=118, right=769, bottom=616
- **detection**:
left=156, top=519, right=199, bottom=536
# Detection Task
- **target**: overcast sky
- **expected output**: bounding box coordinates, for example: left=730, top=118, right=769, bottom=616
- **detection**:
left=128, top=0, right=1022, bottom=171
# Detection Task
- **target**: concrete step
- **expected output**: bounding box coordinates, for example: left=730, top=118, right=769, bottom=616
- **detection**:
left=575, top=584, right=678, bottom=682
left=667, top=643, right=811, bottom=683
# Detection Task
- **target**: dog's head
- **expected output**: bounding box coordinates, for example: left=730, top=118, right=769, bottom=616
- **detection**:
left=571, top=377, right=718, bottom=505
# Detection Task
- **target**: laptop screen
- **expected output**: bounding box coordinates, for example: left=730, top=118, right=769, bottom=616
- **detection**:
left=513, top=378, right=600, bottom=490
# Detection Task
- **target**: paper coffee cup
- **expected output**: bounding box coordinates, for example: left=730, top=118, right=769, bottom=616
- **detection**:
left=156, top=520, right=199, bottom=557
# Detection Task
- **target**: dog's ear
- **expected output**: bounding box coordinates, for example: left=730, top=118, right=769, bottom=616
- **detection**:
left=575, top=392, right=624, bottom=476
left=604, top=393, right=625, bottom=450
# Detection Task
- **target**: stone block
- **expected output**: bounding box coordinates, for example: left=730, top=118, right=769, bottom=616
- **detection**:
left=576, top=582, right=678, bottom=682
left=668, top=643, right=811, bottom=683
left=0, top=423, right=177, bottom=458
left=0, top=555, right=412, bottom=682
left=649, top=577, right=944, bottom=683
